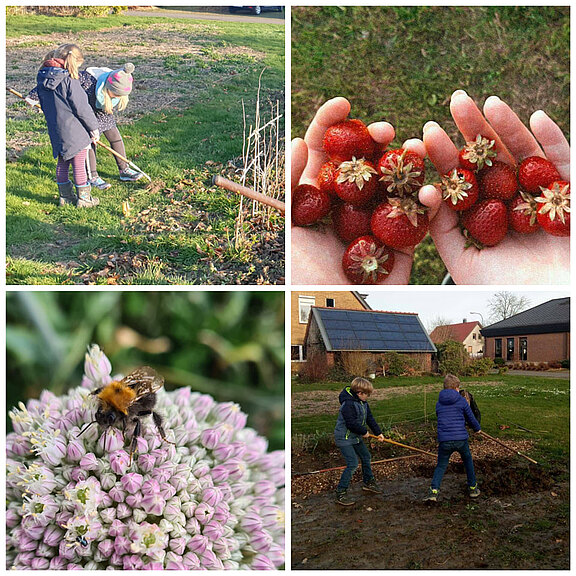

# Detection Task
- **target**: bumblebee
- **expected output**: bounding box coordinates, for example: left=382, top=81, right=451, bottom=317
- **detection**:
left=80, top=366, right=173, bottom=462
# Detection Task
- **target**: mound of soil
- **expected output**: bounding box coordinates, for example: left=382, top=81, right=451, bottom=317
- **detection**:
left=292, top=441, right=569, bottom=570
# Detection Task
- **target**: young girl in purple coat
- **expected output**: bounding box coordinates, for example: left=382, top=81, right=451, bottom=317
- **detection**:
left=35, top=44, right=100, bottom=207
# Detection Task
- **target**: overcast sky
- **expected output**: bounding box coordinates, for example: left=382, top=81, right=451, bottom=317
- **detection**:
left=364, top=289, right=570, bottom=332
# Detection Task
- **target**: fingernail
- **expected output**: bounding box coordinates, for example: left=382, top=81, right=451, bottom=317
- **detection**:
left=451, top=89, right=468, bottom=100
left=423, top=121, right=440, bottom=133
left=484, top=95, right=502, bottom=106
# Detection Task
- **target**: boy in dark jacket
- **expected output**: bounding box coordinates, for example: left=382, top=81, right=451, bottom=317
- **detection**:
left=424, top=374, right=481, bottom=502
left=334, top=377, right=385, bottom=506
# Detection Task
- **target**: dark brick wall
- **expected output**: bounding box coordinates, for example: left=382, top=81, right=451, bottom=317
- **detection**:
left=484, top=332, right=570, bottom=363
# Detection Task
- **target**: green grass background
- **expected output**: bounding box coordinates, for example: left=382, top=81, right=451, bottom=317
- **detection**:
left=292, top=6, right=570, bottom=284
left=7, top=13, right=284, bottom=284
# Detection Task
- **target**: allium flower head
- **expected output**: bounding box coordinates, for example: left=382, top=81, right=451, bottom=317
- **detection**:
left=7, top=345, right=285, bottom=569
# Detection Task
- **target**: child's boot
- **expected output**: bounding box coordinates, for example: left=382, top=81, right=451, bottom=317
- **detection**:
left=75, top=184, right=100, bottom=208
left=468, top=484, right=481, bottom=498
left=423, top=488, right=439, bottom=502
left=119, top=167, right=144, bottom=182
left=362, top=478, right=383, bottom=494
left=57, top=180, right=77, bottom=206
left=335, top=489, right=355, bottom=507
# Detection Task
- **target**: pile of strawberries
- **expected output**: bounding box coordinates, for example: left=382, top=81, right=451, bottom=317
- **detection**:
left=442, top=134, right=570, bottom=246
left=292, top=118, right=429, bottom=284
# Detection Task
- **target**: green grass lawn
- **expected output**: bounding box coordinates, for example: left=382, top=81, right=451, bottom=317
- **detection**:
left=292, top=6, right=569, bottom=284
left=292, top=374, right=569, bottom=464
left=7, top=13, right=285, bottom=284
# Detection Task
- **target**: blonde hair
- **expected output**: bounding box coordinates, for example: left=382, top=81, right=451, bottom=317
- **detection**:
left=102, top=88, right=129, bottom=115
left=350, top=377, right=374, bottom=396
left=53, top=44, right=84, bottom=80
left=444, top=374, right=461, bottom=390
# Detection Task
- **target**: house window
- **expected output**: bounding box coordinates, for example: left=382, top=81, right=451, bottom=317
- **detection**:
left=291, top=345, right=306, bottom=362
left=507, top=338, right=515, bottom=361
left=472, top=333, right=476, bottom=340
left=468, top=346, right=473, bottom=354
left=495, top=338, right=502, bottom=358
left=326, top=298, right=335, bottom=308
left=299, top=296, right=315, bottom=324
left=520, top=337, right=528, bottom=361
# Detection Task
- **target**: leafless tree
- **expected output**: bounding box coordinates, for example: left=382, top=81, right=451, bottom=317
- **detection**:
left=487, top=292, right=531, bottom=324
left=427, top=315, right=455, bottom=342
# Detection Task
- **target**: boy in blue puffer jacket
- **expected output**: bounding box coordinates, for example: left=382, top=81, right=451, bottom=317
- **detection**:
left=334, top=377, right=385, bottom=506
left=424, top=374, right=481, bottom=502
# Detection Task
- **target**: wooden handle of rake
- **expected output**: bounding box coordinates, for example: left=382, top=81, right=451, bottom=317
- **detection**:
left=8, top=87, right=152, bottom=183
left=479, top=431, right=538, bottom=464
left=212, top=175, right=285, bottom=214
left=368, top=434, right=436, bottom=458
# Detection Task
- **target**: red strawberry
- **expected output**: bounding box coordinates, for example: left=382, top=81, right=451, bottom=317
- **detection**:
left=440, top=168, right=479, bottom=211
left=371, top=198, right=429, bottom=249
left=509, top=192, right=540, bottom=234
left=317, top=161, right=338, bottom=195
left=342, top=235, right=395, bottom=284
left=518, top=156, right=561, bottom=193
left=291, top=184, right=331, bottom=227
left=332, top=202, right=373, bottom=243
left=461, top=199, right=508, bottom=247
left=478, top=160, right=518, bottom=201
left=323, top=119, right=375, bottom=164
left=535, top=181, right=570, bottom=237
left=377, top=148, right=425, bottom=197
left=333, top=157, right=378, bottom=205
left=458, top=134, right=497, bottom=172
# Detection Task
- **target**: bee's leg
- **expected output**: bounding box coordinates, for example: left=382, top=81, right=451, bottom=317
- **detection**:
left=129, top=418, right=141, bottom=465
left=90, top=387, right=104, bottom=396
left=152, top=411, right=175, bottom=445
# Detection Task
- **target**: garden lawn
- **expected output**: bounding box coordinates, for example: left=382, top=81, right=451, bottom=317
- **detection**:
left=7, top=13, right=285, bottom=284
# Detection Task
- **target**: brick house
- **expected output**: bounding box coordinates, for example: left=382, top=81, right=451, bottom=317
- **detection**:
left=430, top=320, right=484, bottom=357
left=481, top=298, right=570, bottom=364
left=299, top=306, right=436, bottom=375
left=291, top=291, right=370, bottom=366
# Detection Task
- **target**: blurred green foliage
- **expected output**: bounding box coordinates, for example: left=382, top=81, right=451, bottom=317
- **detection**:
left=6, top=291, right=285, bottom=450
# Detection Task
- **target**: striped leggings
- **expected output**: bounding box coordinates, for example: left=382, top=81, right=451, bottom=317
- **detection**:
left=56, top=148, right=88, bottom=186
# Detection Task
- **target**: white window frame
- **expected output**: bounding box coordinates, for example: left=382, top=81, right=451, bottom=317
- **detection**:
left=299, top=295, right=315, bottom=324
left=291, top=345, right=306, bottom=362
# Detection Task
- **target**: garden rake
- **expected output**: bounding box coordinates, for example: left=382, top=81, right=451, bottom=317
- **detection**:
left=367, top=434, right=436, bottom=458
left=8, top=87, right=152, bottom=182
left=479, top=430, right=538, bottom=464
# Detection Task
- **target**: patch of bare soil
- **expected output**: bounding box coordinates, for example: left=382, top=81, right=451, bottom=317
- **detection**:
left=292, top=381, right=506, bottom=417
left=291, top=439, right=569, bottom=569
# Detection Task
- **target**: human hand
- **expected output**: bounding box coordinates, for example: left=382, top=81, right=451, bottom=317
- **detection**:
left=24, top=97, right=40, bottom=109
left=376, top=433, right=385, bottom=442
left=422, top=90, right=570, bottom=285
left=292, top=97, right=436, bottom=285
left=90, top=130, right=100, bottom=143
left=362, top=432, right=370, bottom=438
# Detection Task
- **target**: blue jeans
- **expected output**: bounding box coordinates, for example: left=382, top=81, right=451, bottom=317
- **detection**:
left=431, top=439, right=476, bottom=490
left=337, top=440, right=373, bottom=491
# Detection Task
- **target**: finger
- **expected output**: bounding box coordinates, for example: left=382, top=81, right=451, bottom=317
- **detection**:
left=423, top=121, right=459, bottom=175
left=483, top=95, right=543, bottom=160
left=368, top=121, right=396, bottom=156
left=402, top=138, right=426, bottom=159
left=291, top=138, right=308, bottom=189
left=418, top=184, right=443, bottom=221
left=302, top=97, right=351, bottom=183
left=450, top=90, right=516, bottom=166
left=530, top=110, right=570, bottom=180
left=427, top=202, right=467, bottom=274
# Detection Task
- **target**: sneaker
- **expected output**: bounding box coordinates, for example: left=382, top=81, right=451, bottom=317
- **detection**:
left=423, top=488, right=439, bottom=502
left=119, top=167, right=144, bottom=181
left=362, top=478, right=383, bottom=494
left=469, top=484, right=481, bottom=498
left=335, top=490, right=355, bottom=507
left=89, top=176, right=112, bottom=190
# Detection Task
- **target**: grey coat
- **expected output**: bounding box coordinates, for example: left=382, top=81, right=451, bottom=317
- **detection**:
left=36, top=67, right=99, bottom=161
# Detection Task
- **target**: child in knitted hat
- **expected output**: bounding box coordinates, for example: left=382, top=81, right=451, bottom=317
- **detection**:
left=28, top=52, right=142, bottom=189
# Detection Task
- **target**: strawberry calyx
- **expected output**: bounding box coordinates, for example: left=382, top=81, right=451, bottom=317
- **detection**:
left=347, top=239, right=393, bottom=283
left=379, top=149, right=423, bottom=197
left=336, top=157, right=377, bottom=191
left=386, top=197, right=426, bottom=228
left=441, top=168, right=473, bottom=205
left=535, top=181, right=570, bottom=224
left=513, top=191, right=540, bottom=226
left=461, top=134, right=497, bottom=171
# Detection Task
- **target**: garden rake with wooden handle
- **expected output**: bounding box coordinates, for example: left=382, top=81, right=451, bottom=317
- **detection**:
left=8, top=87, right=152, bottom=182
left=479, top=430, right=538, bottom=464
left=368, top=434, right=436, bottom=458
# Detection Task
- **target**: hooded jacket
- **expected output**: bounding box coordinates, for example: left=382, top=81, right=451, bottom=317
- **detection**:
left=36, top=65, right=99, bottom=161
left=436, top=388, right=481, bottom=442
left=334, top=386, right=382, bottom=447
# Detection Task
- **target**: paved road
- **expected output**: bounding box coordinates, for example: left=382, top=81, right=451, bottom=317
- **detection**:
left=126, top=8, right=285, bottom=25
left=505, top=369, right=570, bottom=379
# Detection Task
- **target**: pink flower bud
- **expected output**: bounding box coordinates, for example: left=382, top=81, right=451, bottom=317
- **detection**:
left=202, top=487, right=223, bottom=508
left=49, top=556, right=67, bottom=570
left=251, top=528, right=274, bottom=552
left=109, top=485, right=126, bottom=503
left=141, top=478, right=160, bottom=495
left=79, top=453, right=99, bottom=471
left=192, top=460, right=210, bottom=477
left=187, top=534, right=209, bottom=555
left=122, top=555, right=144, bottom=570
left=201, top=428, right=221, bottom=449
left=183, top=551, right=202, bottom=569
left=98, top=428, right=124, bottom=453
left=109, top=450, right=130, bottom=475
left=241, top=510, right=264, bottom=532
left=213, top=502, right=231, bottom=524
left=194, top=502, right=214, bottom=525
left=66, top=439, right=86, bottom=462
left=141, top=492, right=166, bottom=516
left=137, top=453, right=155, bottom=472
left=252, top=554, right=276, bottom=569
left=116, top=502, right=132, bottom=519
left=169, top=537, right=186, bottom=555
left=113, top=535, right=132, bottom=555
left=108, top=519, right=127, bottom=537
left=203, top=520, right=225, bottom=541
left=121, top=472, right=143, bottom=494
left=31, top=557, right=50, bottom=570
left=125, top=493, right=142, bottom=508
left=98, top=539, right=114, bottom=558
left=100, top=507, right=116, bottom=524
left=210, top=464, right=229, bottom=483
left=201, top=548, right=224, bottom=569
left=42, top=524, right=64, bottom=547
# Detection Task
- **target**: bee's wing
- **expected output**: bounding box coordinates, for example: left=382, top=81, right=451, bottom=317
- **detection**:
left=121, top=366, right=165, bottom=403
